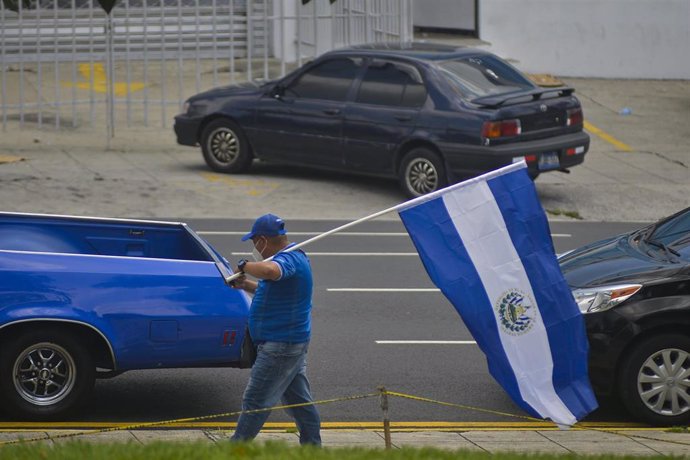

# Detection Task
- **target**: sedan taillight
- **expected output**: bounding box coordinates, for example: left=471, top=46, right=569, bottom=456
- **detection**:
left=566, top=108, right=583, bottom=126
left=481, top=119, right=522, bottom=139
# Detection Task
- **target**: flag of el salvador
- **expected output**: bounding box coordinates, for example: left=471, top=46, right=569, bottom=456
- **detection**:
left=398, top=161, right=598, bottom=426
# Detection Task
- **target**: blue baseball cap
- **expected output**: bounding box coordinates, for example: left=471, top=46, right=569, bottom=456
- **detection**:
left=241, top=214, right=287, bottom=241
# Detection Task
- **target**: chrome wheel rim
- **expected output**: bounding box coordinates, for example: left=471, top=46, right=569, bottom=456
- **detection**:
left=13, top=343, right=77, bottom=406
left=405, top=159, right=438, bottom=195
left=637, top=348, right=690, bottom=417
left=208, top=127, right=240, bottom=164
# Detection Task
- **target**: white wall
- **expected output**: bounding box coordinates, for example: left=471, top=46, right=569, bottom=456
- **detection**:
left=479, top=0, right=690, bottom=79
left=272, top=0, right=299, bottom=63
left=414, top=0, right=475, bottom=31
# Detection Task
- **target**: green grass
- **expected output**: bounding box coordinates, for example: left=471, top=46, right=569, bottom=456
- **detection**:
left=667, top=426, right=690, bottom=433
left=0, top=440, right=673, bottom=460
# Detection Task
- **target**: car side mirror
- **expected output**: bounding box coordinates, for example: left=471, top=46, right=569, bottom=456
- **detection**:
left=272, top=85, right=285, bottom=100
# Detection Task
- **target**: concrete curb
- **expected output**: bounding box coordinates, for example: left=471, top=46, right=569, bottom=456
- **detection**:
left=2, top=429, right=690, bottom=455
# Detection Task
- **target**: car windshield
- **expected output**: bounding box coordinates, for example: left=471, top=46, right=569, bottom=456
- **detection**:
left=650, top=208, right=690, bottom=248
left=632, top=208, right=690, bottom=261
left=437, top=55, right=534, bottom=99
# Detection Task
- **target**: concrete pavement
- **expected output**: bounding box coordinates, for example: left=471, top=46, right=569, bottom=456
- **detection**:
left=0, top=44, right=688, bottom=222
left=2, top=427, right=690, bottom=455
left=0, top=89, right=687, bottom=223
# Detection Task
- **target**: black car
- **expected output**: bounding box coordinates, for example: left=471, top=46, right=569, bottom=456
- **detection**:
left=559, top=207, right=690, bottom=425
left=174, top=42, right=590, bottom=197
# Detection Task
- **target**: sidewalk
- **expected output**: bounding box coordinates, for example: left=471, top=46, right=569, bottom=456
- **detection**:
left=2, top=428, right=690, bottom=455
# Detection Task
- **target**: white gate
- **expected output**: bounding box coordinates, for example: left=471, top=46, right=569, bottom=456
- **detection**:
left=0, top=0, right=412, bottom=137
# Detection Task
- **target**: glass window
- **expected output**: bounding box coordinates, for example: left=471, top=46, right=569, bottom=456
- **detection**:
left=437, top=55, right=534, bottom=99
left=654, top=209, right=690, bottom=247
left=356, top=60, right=427, bottom=107
left=286, top=58, right=361, bottom=101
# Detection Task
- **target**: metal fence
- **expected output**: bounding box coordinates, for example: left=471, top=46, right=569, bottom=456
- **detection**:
left=0, top=0, right=412, bottom=137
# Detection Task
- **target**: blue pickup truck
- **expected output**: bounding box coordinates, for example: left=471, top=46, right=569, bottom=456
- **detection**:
left=0, top=212, right=253, bottom=420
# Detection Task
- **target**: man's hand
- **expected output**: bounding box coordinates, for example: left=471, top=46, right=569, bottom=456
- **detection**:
left=230, top=273, right=248, bottom=289
left=230, top=273, right=258, bottom=294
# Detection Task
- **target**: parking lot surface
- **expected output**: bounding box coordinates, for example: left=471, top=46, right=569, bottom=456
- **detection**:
left=0, top=76, right=688, bottom=222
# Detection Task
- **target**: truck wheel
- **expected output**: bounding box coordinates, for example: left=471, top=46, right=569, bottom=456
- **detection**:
left=618, top=334, right=690, bottom=426
left=399, top=148, right=448, bottom=198
left=200, top=118, right=253, bottom=173
left=0, top=329, right=95, bottom=420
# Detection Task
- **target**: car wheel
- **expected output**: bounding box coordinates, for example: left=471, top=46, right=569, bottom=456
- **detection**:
left=200, top=118, right=253, bottom=173
left=0, top=329, right=95, bottom=420
left=618, top=334, right=690, bottom=426
left=399, top=148, right=448, bottom=198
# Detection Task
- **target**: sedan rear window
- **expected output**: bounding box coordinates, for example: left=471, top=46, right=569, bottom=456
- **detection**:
left=437, top=55, right=534, bottom=99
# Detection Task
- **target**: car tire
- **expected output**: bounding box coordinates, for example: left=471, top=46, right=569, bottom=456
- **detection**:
left=200, top=118, right=253, bottom=173
left=0, top=328, right=95, bottom=420
left=618, top=334, right=690, bottom=426
left=399, top=148, right=448, bottom=198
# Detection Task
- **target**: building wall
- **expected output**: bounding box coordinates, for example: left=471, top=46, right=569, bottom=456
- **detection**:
left=479, top=0, right=690, bottom=79
left=413, top=0, right=475, bottom=32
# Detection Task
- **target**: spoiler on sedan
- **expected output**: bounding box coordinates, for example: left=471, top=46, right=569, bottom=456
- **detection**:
left=472, top=87, right=575, bottom=108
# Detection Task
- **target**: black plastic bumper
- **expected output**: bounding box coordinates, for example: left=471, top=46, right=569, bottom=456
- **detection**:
left=438, top=131, right=590, bottom=179
left=174, top=114, right=201, bottom=147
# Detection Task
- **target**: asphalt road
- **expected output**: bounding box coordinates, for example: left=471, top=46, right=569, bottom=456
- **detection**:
left=0, top=218, right=646, bottom=425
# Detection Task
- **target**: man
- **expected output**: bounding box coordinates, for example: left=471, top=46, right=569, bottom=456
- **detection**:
left=230, top=213, right=321, bottom=445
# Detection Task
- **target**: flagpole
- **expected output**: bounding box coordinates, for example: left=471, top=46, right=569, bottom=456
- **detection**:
left=223, top=203, right=401, bottom=283
left=224, top=162, right=527, bottom=283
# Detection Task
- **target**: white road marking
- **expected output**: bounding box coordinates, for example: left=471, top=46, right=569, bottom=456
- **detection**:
left=328, top=288, right=440, bottom=292
left=376, top=340, right=477, bottom=344
left=199, top=231, right=409, bottom=236
left=200, top=231, right=571, bottom=238
left=231, top=252, right=418, bottom=257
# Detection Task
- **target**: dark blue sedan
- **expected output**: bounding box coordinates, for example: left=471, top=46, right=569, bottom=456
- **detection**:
left=174, top=42, right=589, bottom=197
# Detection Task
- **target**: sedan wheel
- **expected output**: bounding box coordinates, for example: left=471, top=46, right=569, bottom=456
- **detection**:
left=619, top=334, right=690, bottom=425
left=200, top=118, right=253, bottom=173
left=407, top=159, right=438, bottom=194
left=637, top=348, right=690, bottom=417
left=399, top=148, right=448, bottom=198
left=209, top=127, right=240, bottom=164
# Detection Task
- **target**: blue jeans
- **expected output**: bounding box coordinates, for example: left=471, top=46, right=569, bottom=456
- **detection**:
left=231, top=341, right=321, bottom=445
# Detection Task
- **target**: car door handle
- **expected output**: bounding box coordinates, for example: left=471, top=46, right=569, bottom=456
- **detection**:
left=323, top=109, right=341, bottom=115
left=394, top=115, right=412, bottom=122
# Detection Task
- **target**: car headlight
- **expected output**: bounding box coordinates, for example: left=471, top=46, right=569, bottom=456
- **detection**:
left=182, top=101, right=190, bottom=114
left=557, top=250, right=574, bottom=260
left=572, top=284, right=642, bottom=314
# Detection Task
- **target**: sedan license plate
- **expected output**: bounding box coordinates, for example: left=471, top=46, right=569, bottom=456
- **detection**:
left=538, top=152, right=560, bottom=171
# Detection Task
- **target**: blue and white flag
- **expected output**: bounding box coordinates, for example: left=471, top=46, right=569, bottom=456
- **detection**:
left=398, top=161, right=597, bottom=426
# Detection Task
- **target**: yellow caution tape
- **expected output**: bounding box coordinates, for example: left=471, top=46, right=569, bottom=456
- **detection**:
left=0, top=392, right=379, bottom=447
left=384, top=390, right=690, bottom=448
left=2, top=388, right=689, bottom=449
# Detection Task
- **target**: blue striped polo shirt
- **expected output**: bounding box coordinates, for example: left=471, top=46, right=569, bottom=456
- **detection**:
left=248, top=244, right=313, bottom=343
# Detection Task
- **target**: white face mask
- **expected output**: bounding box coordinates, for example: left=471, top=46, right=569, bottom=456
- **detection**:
left=252, top=238, right=266, bottom=261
